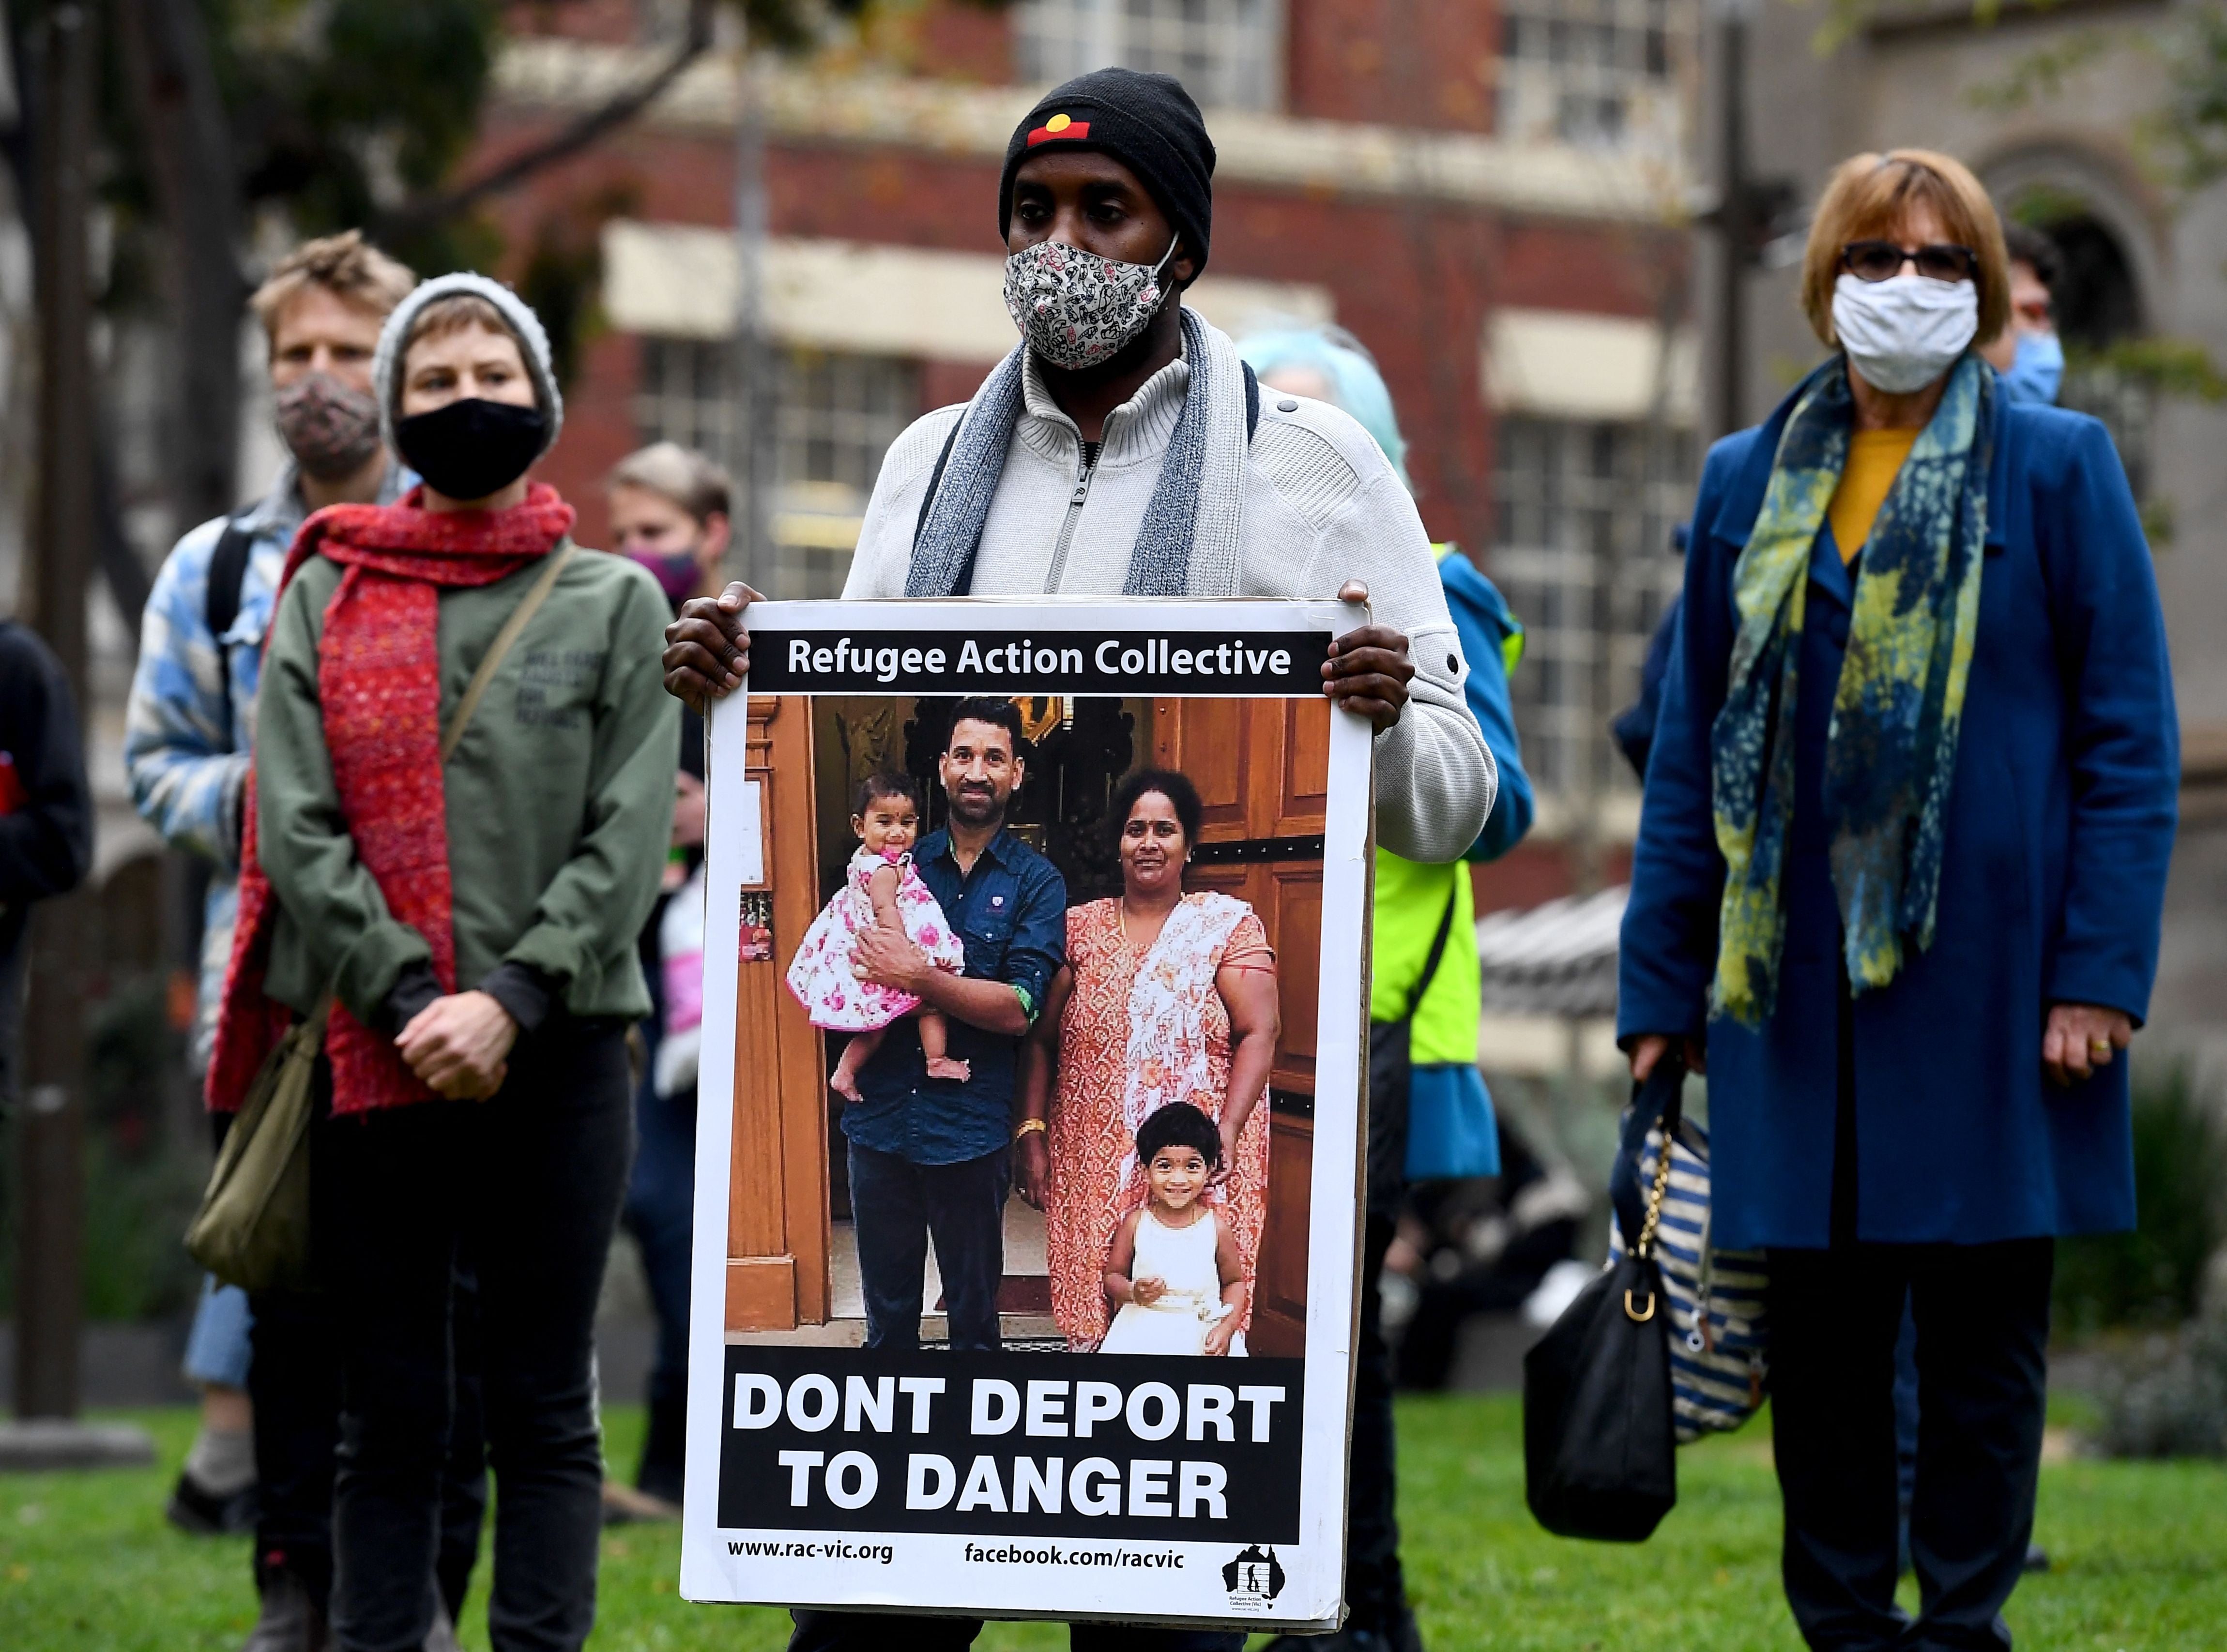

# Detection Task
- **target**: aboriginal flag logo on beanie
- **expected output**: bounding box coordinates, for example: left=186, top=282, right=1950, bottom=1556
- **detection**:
left=1027, top=111, right=1092, bottom=146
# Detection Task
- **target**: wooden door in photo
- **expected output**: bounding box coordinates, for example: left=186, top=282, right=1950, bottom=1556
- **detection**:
left=1153, top=697, right=1333, bottom=1358
left=724, top=696, right=831, bottom=1332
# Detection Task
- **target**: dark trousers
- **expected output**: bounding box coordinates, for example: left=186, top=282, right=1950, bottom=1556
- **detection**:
left=1346, top=1212, right=1409, bottom=1635
left=244, top=1285, right=488, bottom=1620
left=1894, top=1304, right=1921, bottom=1568
left=1771, top=966, right=2055, bottom=1650
left=1334, top=1021, right=1417, bottom=1637
left=788, top=1610, right=1243, bottom=1651
left=623, top=1061, right=697, bottom=1503
left=846, top=1138, right=1007, bottom=1351
left=323, top=1017, right=633, bottom=1652
left=245, top=1287, right=341, bottom=1603
left=1768, top=1240, right=2053, bottom=1651
left=222, top=1113, right=488, bottom=1621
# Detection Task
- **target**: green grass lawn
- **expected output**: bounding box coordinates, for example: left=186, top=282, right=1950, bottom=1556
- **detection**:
left=2, top=1397, right=2221, bottom=1650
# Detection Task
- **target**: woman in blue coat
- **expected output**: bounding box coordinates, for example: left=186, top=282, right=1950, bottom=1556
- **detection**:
left=1619, top=150, right=2177, bottom=1650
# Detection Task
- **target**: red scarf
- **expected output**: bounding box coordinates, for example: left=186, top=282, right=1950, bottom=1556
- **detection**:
left=206, top=484, right=577, bottom=1116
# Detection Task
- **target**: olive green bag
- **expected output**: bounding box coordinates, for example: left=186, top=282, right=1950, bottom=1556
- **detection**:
left=185, top=994, right=330, bottom=1291
left=184, top=540, right=580, bottom=1291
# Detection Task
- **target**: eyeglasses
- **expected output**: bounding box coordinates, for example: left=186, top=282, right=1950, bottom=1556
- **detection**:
left=1840, top=240, right=1980, bottom=283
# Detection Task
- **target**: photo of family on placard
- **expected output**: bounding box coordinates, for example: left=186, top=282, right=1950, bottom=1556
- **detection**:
left=771, top=690, right=1321, bottom=1361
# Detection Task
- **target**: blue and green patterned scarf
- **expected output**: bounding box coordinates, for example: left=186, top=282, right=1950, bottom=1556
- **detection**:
left=1709, top=353, right=1994, bottom=1025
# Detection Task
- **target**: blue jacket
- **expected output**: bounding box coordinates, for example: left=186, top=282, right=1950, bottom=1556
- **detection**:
left=1618, top=386, right=2178, bottom=1249
left=1438, top=549, right=1535, bottom=863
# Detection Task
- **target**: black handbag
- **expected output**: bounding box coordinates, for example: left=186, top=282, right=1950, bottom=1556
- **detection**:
left=1521, top=1061, right=1682, bottom=1542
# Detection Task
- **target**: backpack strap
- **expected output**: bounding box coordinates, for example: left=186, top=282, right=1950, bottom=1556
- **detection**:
left=205, top=516, right=256, bottom=641
left=1243, top=360, right=1260, bottom=440
left=205, top=514, right=258, bottom=740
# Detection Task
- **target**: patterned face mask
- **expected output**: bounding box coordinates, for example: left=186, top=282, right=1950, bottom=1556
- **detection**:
left=1002, top=238, right=1178, bottom=370
left=274, top=371, right=383, bottom=481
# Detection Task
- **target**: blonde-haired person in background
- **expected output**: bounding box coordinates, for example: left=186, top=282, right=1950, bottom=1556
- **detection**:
left=602, top=441, right=731, bottom=1518
left=122, top=229, right=498, bottom=1652
left=1619, top=150, right=2177, bottom=1649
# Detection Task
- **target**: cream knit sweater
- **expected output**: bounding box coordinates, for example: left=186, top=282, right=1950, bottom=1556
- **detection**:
left=841, top=344, right=1497, bottom=863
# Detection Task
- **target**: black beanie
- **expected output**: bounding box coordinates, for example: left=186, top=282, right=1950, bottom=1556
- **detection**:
left=997, top=69, right=1216, bottom=276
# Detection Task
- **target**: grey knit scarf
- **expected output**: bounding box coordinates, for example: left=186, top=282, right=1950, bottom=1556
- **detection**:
left=906, top=307, right=1251, bottom=597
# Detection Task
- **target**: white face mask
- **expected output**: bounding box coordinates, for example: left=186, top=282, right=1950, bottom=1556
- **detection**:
left=1831, top=273, right=1979, bottom=395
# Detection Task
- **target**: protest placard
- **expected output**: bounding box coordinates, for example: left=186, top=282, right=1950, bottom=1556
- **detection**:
left=680, top=599, right=1370, bottom=1630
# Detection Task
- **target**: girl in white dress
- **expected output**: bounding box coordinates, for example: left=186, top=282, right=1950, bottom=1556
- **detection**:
left=1101, top=1103, right=1249, bottom=1357
left=785, top=772, right=969, bottom=1102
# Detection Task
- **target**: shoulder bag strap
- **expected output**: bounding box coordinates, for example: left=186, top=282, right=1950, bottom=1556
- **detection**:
left=1610, top=1060, right=1685, bottom=1254
left=1401, top=881, right=1462, bottom=1024
left=307, top=541, right=577, bottom=1040
left=440, top=539, right=580, bottom=765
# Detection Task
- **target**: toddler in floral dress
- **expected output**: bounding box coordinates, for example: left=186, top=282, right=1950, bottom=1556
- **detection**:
left=787, top=771, right=969, bottom=1102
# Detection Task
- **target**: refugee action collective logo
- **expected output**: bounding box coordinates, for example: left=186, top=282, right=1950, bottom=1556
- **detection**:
left=1222, top=1545, right=1285, bottom=1612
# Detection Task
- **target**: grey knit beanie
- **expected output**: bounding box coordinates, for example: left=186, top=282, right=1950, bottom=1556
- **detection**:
left=373, top=271, right=564, bottom=458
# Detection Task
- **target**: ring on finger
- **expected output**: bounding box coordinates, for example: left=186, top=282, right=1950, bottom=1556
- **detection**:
left=2088, top=1037, right=2112, bottom=1059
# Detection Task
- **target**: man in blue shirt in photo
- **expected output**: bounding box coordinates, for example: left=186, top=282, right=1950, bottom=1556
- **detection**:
left=843, top=697, right=1068, bottom=1352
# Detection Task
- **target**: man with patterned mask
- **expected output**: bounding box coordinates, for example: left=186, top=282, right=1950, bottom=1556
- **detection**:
left=664, top=67, right=1496, bottom=878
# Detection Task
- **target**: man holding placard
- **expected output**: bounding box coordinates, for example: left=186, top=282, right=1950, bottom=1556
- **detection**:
left=663, top=62, right=1499, bottom=1652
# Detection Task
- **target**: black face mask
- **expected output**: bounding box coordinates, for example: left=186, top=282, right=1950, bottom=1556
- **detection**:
left=393, top=397, right=548, bottom=503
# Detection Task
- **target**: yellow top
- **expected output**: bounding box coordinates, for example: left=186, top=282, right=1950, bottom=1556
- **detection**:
left=1827, top=428, right=1920, bottom=563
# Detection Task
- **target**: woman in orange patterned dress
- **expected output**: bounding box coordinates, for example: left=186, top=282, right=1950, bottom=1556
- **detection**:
left=1015, top=768, right=1281, bottom=1351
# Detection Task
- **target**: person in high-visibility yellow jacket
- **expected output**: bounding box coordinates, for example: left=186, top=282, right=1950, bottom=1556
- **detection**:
left=1371, top=552, right=1533, bottom=1184
left=1242, top=326, right=1533, bottom=1652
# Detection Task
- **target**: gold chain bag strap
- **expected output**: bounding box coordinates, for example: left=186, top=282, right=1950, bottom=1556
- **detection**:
left=1604, top=1058, right=1771, bottom=1442
left=186, top=541, right=581, bottom=1290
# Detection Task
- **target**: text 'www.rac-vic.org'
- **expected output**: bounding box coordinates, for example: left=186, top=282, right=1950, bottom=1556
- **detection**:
left=728, top=1540, right=894, bottom=1563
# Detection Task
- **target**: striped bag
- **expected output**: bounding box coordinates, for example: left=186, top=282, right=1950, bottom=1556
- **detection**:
left=1606, top=1076, right=1769, bottom=1443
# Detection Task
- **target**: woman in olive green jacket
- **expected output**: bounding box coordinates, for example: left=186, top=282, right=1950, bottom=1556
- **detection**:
left=214, top=272, right=676, bottom=1652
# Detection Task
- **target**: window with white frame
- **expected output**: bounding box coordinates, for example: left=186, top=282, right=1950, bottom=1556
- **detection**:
left=1496, top=0, right=1697, bottom=159
left=1491, top=417, right=1693, bottom=806
left=1015, top=0, right=1282, bottom=112
left=635, top=338, right=920, bottom=598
